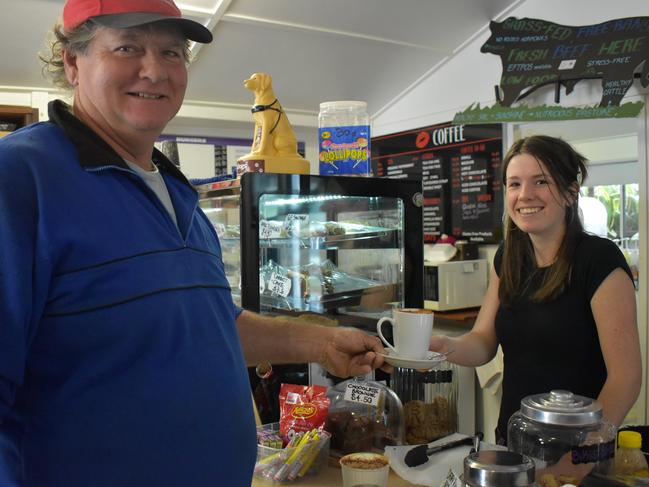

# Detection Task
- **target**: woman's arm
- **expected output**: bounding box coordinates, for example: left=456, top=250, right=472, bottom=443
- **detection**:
left=429, top=265, right=501, bottom=367
left=537, top=269, right=642, bottom=485
left=591, top=268, right=642, bottom=427
left=236, top=310, right=385, bottom=378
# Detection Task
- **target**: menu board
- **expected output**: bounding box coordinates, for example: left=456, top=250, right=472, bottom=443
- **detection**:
left=371, top=123, right=503, bottom=243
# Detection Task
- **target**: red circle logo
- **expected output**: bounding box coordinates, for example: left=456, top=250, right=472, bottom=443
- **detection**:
left=415, top=131, right=430, bottom=149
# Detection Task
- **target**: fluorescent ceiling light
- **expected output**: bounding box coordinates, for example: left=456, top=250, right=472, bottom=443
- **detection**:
left=176, top=1, right=220, bottom=15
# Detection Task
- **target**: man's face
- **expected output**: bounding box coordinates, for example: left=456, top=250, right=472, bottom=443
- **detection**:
left=65, top=25, right=188, bottom=141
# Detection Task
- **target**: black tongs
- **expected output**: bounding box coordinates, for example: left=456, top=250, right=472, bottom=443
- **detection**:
left=404, top=434, right=480, bottom=468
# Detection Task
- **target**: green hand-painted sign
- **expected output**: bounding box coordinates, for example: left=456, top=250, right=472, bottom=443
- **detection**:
left=482, top=16, right=649, bottom=107
left=454, top=16, right=648, bottom=123
left=453, top=101, right=644, bottom=124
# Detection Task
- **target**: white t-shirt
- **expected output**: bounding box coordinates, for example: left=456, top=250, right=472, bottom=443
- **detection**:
left=125, top=160, right=178, bottom=228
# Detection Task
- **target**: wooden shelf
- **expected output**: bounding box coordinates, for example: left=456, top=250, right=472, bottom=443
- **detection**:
left=0, top=105, right=39, bottom=135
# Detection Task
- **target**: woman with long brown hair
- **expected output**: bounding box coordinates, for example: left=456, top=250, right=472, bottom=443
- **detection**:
left=430, top=135, right=641, bottom=445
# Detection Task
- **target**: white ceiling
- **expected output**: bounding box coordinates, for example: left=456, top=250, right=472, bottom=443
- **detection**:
left=0, top=0, right=521, bottom=118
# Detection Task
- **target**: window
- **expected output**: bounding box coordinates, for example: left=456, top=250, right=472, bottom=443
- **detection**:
left=581, top=184, right=639, bottom=244
left=581, top=184, right=639, bottom=282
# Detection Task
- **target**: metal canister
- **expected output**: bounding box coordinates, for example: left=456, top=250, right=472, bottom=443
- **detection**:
left=464, top=450, right=536, bottom=487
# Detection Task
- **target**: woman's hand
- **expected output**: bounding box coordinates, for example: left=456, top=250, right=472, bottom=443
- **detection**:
left=429, top=334, right=452, bottom=354
left=536, top=451, right=593, bottom=486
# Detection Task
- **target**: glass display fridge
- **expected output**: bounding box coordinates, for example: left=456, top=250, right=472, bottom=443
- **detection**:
left=197, top=172, right=423, bottom=322
left=196, top=172, right=423, bottom=423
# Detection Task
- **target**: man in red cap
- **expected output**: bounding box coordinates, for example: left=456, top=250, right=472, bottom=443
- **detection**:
left=0, top=1, right=385, bottom=486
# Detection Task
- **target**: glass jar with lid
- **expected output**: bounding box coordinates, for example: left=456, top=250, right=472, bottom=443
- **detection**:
left=391, top=364, right=458, bottom=444
left=324, top=377, right=404, bottom=455
left=318, top=101, right=370, bottom=176
left=508, top=390, right=616, bottom=485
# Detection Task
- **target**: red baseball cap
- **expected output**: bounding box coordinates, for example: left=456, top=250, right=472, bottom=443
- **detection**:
left=63, top=0, right=213, bottom=43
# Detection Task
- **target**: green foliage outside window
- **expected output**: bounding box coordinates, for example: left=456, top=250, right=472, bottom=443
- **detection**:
left=581, top=184, right=639, bottom=242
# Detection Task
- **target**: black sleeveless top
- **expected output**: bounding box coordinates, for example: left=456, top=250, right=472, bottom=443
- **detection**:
left=494, top=233, right=633, bottom=443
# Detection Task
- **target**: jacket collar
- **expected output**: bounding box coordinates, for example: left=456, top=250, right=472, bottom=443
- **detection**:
left=48, top=100, right=192, bottom=187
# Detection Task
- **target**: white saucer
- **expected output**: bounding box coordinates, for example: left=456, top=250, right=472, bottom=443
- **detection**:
left=378, top=350, right=447, bottom=370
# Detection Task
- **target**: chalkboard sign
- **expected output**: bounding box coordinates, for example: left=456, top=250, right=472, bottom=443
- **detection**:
left=371, top=123, right=503, bottom=243
left=482, top=16, right=649, bottom=107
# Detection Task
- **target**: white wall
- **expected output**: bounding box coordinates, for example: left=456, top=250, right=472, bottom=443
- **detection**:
left=164, top=116, right=319, bottom=174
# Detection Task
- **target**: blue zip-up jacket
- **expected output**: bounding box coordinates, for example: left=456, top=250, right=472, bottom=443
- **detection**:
left=0, top=100, right=256, bottom=486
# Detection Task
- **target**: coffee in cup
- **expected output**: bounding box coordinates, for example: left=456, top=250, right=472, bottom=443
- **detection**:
left=376, top=308, right=434, bottom=359
left=340, top=452, right=390, bottom=487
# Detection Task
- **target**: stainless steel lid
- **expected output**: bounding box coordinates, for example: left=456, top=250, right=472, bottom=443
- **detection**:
left=464, top=450, right=535, bottom=487
left=520, top=390, right=602, bottom=427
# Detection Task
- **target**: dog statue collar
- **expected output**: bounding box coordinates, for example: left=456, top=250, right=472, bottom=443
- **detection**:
left=251, top=99, right=284, bottom=134
left=251, top=99, right=280, bottom=113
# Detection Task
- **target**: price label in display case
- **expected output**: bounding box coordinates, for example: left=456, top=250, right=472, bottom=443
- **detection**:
left=283, top=214, right=309, bottom=237
left=259, top=219, right=283, bottom=239
left=213, top=222, right=226, bottom=238
left=268, top=273, right=291, bottom=297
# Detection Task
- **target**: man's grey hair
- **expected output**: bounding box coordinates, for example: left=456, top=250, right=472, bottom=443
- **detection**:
left=39, top=21, right=194, bottom=91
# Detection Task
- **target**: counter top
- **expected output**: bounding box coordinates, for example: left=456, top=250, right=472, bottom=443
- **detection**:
left=251, top=466, right=418, bottom=486
left=433, top=308, right=478, bottom=330
left=251, top=435, right=488, bottom=486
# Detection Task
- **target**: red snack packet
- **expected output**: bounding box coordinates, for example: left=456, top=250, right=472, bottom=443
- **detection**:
left=279, top=384, right=330, bottom=444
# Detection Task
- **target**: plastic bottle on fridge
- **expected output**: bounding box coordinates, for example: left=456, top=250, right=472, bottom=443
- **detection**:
left=318, top=101, right=370, bottom=176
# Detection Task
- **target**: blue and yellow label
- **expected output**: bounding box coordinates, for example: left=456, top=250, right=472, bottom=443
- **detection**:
left=319, top=125, right=370, bottom=175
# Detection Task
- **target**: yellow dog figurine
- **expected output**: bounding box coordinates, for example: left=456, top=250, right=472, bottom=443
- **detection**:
left=238, top=73, right=310, bottom=175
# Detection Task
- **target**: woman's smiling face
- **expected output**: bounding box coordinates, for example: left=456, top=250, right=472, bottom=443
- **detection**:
left=505, top=152, right=572, bottom=241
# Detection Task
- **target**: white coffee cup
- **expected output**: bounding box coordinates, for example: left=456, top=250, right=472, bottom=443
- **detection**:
left=340, top=452, right=390, bottom=487
left=376, top=308, right=434, bottom=359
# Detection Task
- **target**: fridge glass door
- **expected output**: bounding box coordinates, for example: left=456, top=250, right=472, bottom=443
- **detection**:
left=257, top=193, right=405, bottom=317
